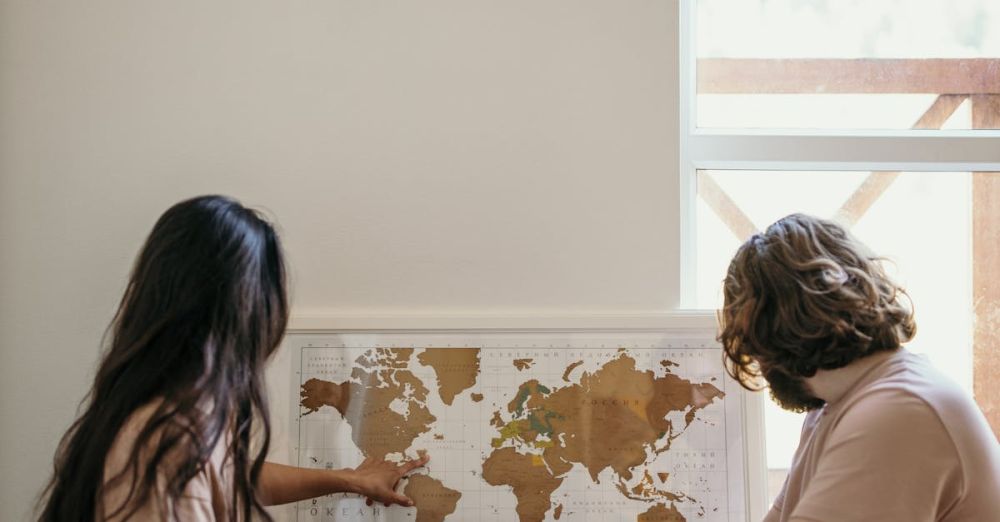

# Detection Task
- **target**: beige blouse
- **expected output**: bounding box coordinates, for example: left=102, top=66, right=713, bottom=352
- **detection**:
left=98, top=401, right=233, bottom=521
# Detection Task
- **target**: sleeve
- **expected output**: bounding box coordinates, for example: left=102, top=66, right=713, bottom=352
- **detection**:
left=101, top=468, right=219, bottom=521
left=168, top=475, right=219, bottom=522
left=100, top=405, right=226, bottom=522
left=789, top=390, right=962, bottom=522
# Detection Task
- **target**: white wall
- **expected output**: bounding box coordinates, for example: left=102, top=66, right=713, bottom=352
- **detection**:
left=0, top=1, right=680, bottom=519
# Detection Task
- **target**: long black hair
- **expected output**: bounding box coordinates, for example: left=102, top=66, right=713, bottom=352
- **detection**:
left=38, top=195, right=289, bottom=521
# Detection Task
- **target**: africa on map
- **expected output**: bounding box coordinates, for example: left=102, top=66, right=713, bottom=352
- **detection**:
left=290, top=334, right=746, bottom=522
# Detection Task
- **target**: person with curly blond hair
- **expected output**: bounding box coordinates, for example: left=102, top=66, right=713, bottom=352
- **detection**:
left=719, top=214, right=999, bottom=522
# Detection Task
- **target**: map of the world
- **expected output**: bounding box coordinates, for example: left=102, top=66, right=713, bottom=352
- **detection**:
left=289, top=333, right=747, bottom=522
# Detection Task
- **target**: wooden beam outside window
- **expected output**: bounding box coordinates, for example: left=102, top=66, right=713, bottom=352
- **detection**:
left=971, top=95, right=1000, bottom=437
left=698, top=58, right=1000, bottom=95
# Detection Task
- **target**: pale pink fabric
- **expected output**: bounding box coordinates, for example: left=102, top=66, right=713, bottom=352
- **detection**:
left=98, top=401, right=232, bottom=521
left=768, top=350, right=1000, bottom=521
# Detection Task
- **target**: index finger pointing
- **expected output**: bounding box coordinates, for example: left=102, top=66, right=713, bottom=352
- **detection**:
left=401, top=455, right=428, bottom=474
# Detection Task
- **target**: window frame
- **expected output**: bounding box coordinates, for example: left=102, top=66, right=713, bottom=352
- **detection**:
left=677, top=0, right=1000, bottom=307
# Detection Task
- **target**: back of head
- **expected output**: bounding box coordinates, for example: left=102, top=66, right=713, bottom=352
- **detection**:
left=718, top=213, right=916, bottom=409
left=39, top=195, right=288, bottom=521
left=108, top=195, right=288, bottom=400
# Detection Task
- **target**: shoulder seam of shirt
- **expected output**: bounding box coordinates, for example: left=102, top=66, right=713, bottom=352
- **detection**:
left=845, top=385, right=967, bottom=498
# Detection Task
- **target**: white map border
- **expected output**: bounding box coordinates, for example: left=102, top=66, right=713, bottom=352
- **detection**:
left=282, top=329, right=766, bottom=522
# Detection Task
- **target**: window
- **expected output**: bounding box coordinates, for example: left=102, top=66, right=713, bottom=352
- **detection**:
left=680, top=0, right=1000, bottom=506
left=695, top=0, right=1000, bottom=130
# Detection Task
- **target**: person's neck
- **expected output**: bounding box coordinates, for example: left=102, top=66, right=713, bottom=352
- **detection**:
left=804, top=349, right=900, bottom=405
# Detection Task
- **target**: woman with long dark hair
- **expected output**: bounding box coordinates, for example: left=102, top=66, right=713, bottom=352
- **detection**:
left=38, top=195, right=426, bottom=521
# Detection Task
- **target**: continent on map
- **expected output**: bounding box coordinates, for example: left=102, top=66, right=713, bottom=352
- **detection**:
left=482, top=447, right=564, bottom=522
left=403, top=473, right=461, bottom=522
left=417, top=348, right=481, bottom=406
left=638, top=503, right=686, bottom=522
left=299, top=348, right=436, bottom=459
left=484, top=351, right=724, bottom=519
left=512, top=358, right=534, bottom=370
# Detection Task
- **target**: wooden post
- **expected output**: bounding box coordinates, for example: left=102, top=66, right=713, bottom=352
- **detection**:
left=696, top=171, right=758, bottom=241
left=971, top=95, right=1000, bottom=437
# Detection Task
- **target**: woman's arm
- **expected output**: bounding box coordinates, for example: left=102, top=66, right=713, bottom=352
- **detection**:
left=258, top=455, right=429, bottom=507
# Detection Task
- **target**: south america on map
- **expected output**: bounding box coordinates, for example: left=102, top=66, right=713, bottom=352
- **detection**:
left=294, top=340, right=740, bottom=522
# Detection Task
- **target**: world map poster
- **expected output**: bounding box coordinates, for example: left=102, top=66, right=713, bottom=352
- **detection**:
left=289, top=333, right=748, bottom=522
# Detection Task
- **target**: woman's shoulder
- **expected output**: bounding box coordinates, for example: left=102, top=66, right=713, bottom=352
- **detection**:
left=104, top=399, right=168, bottom=475
left=98, top=399, right=231, bottom=521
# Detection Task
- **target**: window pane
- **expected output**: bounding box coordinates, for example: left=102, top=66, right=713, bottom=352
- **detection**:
left=692, top=169, right=988, bottom=503
left=695, top=0, right=1000, bottom=129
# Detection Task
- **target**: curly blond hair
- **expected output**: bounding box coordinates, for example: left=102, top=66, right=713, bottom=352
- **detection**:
left=718, top=213, right=916, bottom=391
